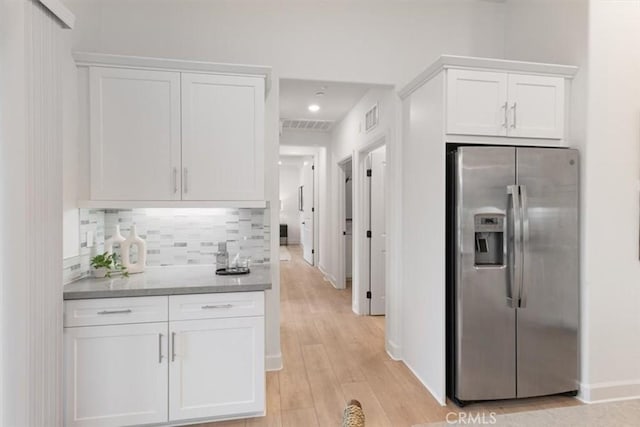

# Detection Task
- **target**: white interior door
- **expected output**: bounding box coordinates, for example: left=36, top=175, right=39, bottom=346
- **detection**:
left=368, top=148, right=387, bottom=315
left=301, top=162, right=314, bottom=265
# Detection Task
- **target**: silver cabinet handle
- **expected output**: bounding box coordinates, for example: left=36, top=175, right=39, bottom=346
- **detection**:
left=519, top=185, right=530, bottom=308
left=201, top=304, right=233, bottom=310
left=502, top=101, right=508, bottom=128
left=171, top=332, right=176, bottom=362
left=172, top=167, right=178, bottom=194
left=507, top=185, right=522, bottom=308
left=158, top=333, right=164, bottom=363
left=97, top=309, right=132, bottom=315
left=511, top=102, right=518, bottom=128
left=183, top=168, right=188, bottom=194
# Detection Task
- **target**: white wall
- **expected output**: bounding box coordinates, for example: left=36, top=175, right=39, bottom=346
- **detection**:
left=279, top=164, right=303, bottom=244
left=65, top=0, right=506, bottom=87
left=581, top=0, right=640, bottom=402
left=325, top=87, right=405, bottom=360
left=503, top=0, right=640, bottom=403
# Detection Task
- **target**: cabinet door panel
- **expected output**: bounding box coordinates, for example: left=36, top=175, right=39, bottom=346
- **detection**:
left=507, top=74, right=564, bottom=139
left=181, top=74, right=264, bottom=201
left=169, top=317, right=265, bottom=421
left=64, top=323, right=168, bottom=427
left=90, top=67, right=181, bottom=200
left=447, top=69, right=508, bottom=136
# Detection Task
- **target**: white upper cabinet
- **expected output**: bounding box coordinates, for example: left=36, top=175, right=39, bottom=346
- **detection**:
left=446, top=69, right=565, bottom=139
left=80, top=54, right=269, bottom=205
left=181, top=73, right=265, bottom=201
left=90, top=67, right=181, bottom=201
left=507, top=74, right=564, bottom=139
left=447, top=70, right=508, bottom=137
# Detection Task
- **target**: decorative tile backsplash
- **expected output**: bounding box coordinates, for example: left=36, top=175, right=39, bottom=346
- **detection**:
left=63, top=208, right=270, bottom=284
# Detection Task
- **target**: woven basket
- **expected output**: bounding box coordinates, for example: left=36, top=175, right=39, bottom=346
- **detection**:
left=342, top=399, right=365, bottom=427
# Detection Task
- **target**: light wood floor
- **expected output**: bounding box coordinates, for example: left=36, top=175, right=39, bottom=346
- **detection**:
left=201, top=246, right=579, bottom=427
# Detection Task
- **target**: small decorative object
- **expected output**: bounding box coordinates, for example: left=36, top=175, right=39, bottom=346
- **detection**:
left=104, top=224, right=126, bottom=255
left=90, top=252, right=129, bottom=278
left=120, top=224, right=147, bottom=274
left=216, top=242, right=229, bottom=271
left=342, top=399, right=365, bottom=427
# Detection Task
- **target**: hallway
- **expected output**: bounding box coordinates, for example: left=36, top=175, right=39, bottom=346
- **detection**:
left=271, top=246, right=448, bottom=426
left=207, top=246, right=579, bottom=427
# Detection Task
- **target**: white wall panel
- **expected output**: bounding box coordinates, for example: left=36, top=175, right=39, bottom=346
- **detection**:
left=0, top=0, right=69, bottom=424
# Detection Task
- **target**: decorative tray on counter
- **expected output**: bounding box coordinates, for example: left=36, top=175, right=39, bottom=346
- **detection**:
left=216, top=267, right=250, bottom=276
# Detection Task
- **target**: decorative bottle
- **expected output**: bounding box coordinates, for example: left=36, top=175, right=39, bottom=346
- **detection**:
left=216, top=242, right=229, bottom=271
left=104, top=225, right=126, bottom=255
left=120, top=224, right=147, bottom=274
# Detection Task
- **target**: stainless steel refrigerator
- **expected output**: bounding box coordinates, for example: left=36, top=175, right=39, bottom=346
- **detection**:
left=447, top=146, right=579, bottom=405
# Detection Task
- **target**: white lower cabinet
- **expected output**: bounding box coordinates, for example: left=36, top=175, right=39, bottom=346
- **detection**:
left=169, top=317, right=265, bottom=421
left=64, top=322, right=169, bottom=427
left=63, top=292, right=265, bottom=427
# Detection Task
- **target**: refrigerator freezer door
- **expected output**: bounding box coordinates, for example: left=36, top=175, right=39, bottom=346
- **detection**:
left=455, top=146, right=517, bottom=401
left=516, top=147, right=579, bottom=398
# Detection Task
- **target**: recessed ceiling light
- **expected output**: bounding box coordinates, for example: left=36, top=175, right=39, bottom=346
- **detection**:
left=278, top=160, right=282, bottom=165
left=308, top=104, right=320, bottom=112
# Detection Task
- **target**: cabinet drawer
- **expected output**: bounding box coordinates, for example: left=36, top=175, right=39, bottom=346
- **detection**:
left=169, top=292, right=264, bottom=321
left=64, top=296, right=168, bottom=327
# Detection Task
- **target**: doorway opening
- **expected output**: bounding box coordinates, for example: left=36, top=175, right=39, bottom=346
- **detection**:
left=338, top=157, right=354, bottom=291
left=278, top=154, right=315, bottom=264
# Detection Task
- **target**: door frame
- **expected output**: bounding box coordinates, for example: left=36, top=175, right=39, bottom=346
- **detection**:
left=353, top=134, right=387, bottom=315
left=337, top=155, right=353, bottom=290
left=301, top=157, right=315, bottom=265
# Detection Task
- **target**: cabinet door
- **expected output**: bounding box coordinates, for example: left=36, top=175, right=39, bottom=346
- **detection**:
left=90, top=67, right=181, bottom=200
left=446, top=69, right=508, bottom=136
left=507, top=74, right=564, bottom=139
left=181, top=73, right=265, bottom=201
left=64, top=323, right=168, bottom=427
left=169, top=317, right=265, bottom=421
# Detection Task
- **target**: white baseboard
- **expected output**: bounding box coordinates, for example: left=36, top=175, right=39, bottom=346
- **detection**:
left=403, top=360, right=447, bottom=406
left=578, top=379, right=640, bottom=403
left=266, top=353, right=283, bottom=371
left=317, top=264, right=340, bottom=289
left=386, top=339, right=402, bottom=361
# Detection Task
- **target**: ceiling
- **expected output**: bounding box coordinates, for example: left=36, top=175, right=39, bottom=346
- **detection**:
left=279, top=79, right=386, bottom=124
left=279, top=155, right=311, bottom=167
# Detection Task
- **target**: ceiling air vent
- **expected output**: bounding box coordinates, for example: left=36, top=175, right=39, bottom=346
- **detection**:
left=281, top=119, right=334, bottom=132
left=365, top=103, right=379, bottom=133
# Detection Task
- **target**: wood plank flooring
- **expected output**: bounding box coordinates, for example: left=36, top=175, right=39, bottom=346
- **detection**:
left=199, top=246, right=580, bottom=426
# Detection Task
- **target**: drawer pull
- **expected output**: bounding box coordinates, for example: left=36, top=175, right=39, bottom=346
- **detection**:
left=97, top=309, right=132, bottom=315
left=201, top=304, right=233, bottom=310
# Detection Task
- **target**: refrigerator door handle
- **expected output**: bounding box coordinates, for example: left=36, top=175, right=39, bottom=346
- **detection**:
left=519, top=184, right=530, bottom=308
left=507, top=185, right=522, bottom=308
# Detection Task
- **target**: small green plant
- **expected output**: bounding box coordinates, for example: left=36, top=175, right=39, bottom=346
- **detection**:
left=90, top=252, right=129, bottom=278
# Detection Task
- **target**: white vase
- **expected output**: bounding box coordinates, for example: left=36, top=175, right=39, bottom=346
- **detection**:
left=93, top=267, right=108, bottom=278
left=104, top=224, right=126, bottom=255
left=120, top=225, right=147, bottom=274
